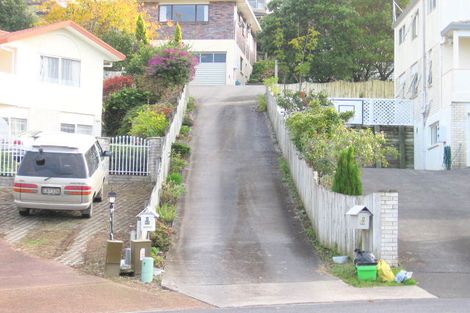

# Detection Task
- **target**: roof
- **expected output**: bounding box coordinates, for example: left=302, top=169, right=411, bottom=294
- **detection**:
left=0, top=21, right=125, bottom=61
left=31, top=133, right=97, bottom=153
left=441, top=21, right=470, bottom=37
left=0, top=30, right=9, bottom=35
left=393, top=0, right=419, bottom=29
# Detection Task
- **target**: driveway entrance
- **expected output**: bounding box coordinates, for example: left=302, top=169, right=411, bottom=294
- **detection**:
left=363, top=168, right=470, bottom=298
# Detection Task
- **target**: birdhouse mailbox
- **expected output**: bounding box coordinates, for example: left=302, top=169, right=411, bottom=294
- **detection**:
left=346, top=205, right=373, bottom=230
left=137, top=206, right=159, bottom=234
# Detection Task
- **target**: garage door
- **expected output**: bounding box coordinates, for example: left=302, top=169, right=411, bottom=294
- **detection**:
left=191, top=53, right=226, bottom=86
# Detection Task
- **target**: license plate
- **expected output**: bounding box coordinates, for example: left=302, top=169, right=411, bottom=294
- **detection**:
left=41, top=187, right=61, bottom=195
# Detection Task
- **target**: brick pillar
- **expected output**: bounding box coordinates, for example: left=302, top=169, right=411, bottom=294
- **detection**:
left=147, top=137, right=163, bottom=183
left=451, top=103, right=467, bottom=168
left=379, top=192, right=398, bottom=266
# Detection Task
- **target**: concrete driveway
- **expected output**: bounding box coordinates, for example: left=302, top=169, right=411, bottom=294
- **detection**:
left=162, top=86, right=433, bottom=307
left=363, top=168, right=470, bottom=298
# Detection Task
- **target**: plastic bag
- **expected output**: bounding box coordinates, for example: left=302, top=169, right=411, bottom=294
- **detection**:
left=395, top=270, right=413, bottom=283
left=377, top=259, right=395, bottom=282
left=354, top=249, right=377, bottom=265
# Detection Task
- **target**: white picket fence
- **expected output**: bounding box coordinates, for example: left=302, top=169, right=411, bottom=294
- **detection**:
left=0, top=141, right=25, bottom=177
left=109, top=136, right=150, bottom=176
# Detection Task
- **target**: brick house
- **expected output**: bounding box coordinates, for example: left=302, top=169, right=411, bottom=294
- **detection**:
left=143, top=0, right=261, bottom=85
left=394, top=0, right=470, bottom=169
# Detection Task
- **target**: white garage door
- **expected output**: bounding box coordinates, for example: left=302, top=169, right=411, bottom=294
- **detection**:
left=191, top=53, right=226, bottom=86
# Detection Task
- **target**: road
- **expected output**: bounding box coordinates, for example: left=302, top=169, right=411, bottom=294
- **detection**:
left=162, top=86, right=432, bottom=307
left=363, top=168, right=470, bottom=298
left=148, top=298, right=470, bottom=313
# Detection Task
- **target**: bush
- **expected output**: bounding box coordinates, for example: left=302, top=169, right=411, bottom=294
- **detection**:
left=167, top=172, right=183, bottom=185
left=170, top=153, right=187, bottom=173
left=150, top=221, right=172, bottom=252
left=160, top=181, right=185, bottom=205
left=101, top=30, right=140, bottom=71
left=126, top=44, right=162, bottom=75
left=129, top=107, right=169, bottom=138
left=158, top=203, right=177, bottom=224
left=150, top=247, right=164, bottom=268
left=179, top=125, right=191, bottom=137
left=103, top=75, right=134, bottom=98
left=147, top=48, right=199, bottom=87
left=172, top=142, right=191, bottom=158
left=249, top=60, right=275, bottom=83
left=257, top=94, right=267, bottom=112
left=152, top=103, right=175, bottom=119
left=182, top=115, right=193, bottom=127
left=103, top=88, right=155, bottom=136
left=187, top=96, right=196, bottom=112
left=332, top=147, right=363, bottom=195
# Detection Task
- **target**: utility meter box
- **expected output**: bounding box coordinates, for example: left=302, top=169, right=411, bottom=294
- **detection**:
left=346, top=205, right=373, bottom=230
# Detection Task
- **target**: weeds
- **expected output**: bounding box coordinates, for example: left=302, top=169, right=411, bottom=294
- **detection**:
left=256, top=94, right=267, bottom=112
left=170, top=153, right=187, bottom=173
left=158, top=203, right=177, bottom=224
left=172, top=142, right=191, bottom=158
left=167, top=172, right=183, bottom=185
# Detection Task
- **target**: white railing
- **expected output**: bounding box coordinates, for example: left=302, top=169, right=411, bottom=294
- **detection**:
left=331, top=98, right=414, bottom=126
left=109, top=136, right=150, bottom=176
left=0, top=140, right=25, bottom=177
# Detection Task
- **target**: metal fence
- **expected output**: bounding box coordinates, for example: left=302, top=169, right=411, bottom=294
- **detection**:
left=109, top=136, right=150, bottom=176
left=0, top=141, right=25, bottom=177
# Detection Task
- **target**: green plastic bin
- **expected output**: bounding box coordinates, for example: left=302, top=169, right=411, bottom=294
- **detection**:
left=356, top=265, right=377, bottom=281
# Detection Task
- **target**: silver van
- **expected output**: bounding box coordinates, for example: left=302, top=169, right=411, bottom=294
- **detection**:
left=13, top=133, right=110, bottom=218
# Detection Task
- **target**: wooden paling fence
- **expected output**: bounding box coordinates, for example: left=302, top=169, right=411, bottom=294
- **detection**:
left=283, top=80, right=394, bottom=98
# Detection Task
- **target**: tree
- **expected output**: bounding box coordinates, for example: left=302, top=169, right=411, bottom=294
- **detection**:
left=135, top=14, right=149, bottom=44
left=39, top=0, right=157, bottom=39
left=0, top=0, right=35, bottom=31
left=332, top=147, right=363, bottom=196
left=170, top=23, right=183, bottom=48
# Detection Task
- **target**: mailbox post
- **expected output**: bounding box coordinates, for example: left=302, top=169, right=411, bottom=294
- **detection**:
left=346, top=205, right=373, bottom=251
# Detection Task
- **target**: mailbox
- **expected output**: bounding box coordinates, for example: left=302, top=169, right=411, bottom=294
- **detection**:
left=346, top=205, right=372, bottom=230
left=136, top=206, right=159, bottom=239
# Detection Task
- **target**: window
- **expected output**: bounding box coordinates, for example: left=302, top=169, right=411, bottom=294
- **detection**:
left=427, top=50, right=433, bottom=87
left=409, top=63, right=419, bottom=98
left=0, top=48, right=15, bottom=74
left=240, top=57, right=243, bottom=72
left=430, top=122, right=439, bottom=145
left=85, top=146, right=100, bottom=175
left=1, top=117, right=27, bottom=138
left=397, top=73, right=406, bottom=98
left=399, top=25, right=406, bottom=44
left=428, top=0, right=436, bottom=13
left=40, top=56, right=80, bottom=87
left=18, top=152, right=87, bottom=178
left=61, top=123, right=93, bottom=135
left=194, top=52, right=226, bottom=63
left=412, top=12, right=419, bottom=39
left=159, top=4, right=208, bottom=22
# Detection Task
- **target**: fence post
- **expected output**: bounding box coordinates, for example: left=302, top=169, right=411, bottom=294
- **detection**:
left=147, top=137, right=163, bottom=183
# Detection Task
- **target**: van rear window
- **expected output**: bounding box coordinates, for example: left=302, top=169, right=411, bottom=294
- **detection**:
left=17, top=152, right=87, bottom=178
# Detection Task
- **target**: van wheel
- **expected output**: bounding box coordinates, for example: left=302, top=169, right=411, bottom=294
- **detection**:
left=19, top=208, right=30, bottom=216
left=94, top=184, right=104, bottom=203
left=81, top=203, right=93, bottom=218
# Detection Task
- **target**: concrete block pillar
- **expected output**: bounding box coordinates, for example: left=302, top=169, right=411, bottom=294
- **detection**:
left=147, top=137, right=163, bottom=183
left=379, top=192, right=399, bottom=266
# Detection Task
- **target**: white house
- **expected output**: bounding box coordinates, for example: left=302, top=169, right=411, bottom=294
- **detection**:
left=394, top=0, right=470, bottom=169
left=143, top=0, right=261, bottom=85
left=0, top=21, right=125, bottom=139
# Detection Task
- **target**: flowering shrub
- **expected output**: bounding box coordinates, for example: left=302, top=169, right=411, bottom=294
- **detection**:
left=103, top=75, right=134, bottom=98
left=147, top=48, right=199, bottom=87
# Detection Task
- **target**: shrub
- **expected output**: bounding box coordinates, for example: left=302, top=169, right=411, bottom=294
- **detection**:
left=158, top=203, right=177, bottom=224
left=150, top=221, right=172, bottom=252
left=182, top=115, right=193, bottom=127
left=129, top=107, right=169, bottom=138
left=152, top=103, right=175, bottom=119
left=103, top=75, right=134, bottom=98
left=187, top=96, right=196, bottom=112
left=147, top=48, right=199, bottom=87
left=179, top=125, right=191, bottom=137
left=170, top=153, right=187, bottom=173
left=150, top=247, right=164, bottom=268
left=167, top=172, right=183, bottom=185
left=160, top=181, right=185, bottom=205
left=257, top=94, right=267, bottom=112
left=101, top=30, right=140, bottom=71
left=126, top=44, right=162, bottom=75
left=249, top=59, right=275, bottom=83
left=103, top=88, right=155, bottom=136
left=172, top=142, right=191, bottom=158
left=332, top=147, right=363, bottom=196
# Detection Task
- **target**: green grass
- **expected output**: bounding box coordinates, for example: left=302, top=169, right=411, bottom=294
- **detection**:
left=157, top=203, right=177, bottom=224
left=23, top=238, right=49, bottom=247
left=278, top=156, right=416, bottom=287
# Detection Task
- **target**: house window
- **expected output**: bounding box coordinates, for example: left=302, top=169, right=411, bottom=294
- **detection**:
left=61, top=123, right=93, bottom=135
left=1, top=117, right=27, bottom=138
left=40, top=56, right=80, bottom=87
left=412, top=12, right=419, bottom=39
left=427, top=50, right=433, bottom=87
left=430, top=122, right=439, bottom=145
left=77, top=124, right=93, bottom=135
left=428, top=0, right=436, bottom=13
left=409, top=63, right=419, bottom=98
left=399, top=25, right=406, bottom=44
left=159, top=4, right=208, bottom=22
left=61, top=123, right=75, bottom=133
left=194, top=52, right=226, bottom=63
left=0, top=48, right=15, bottom=74
left=398, top=72, right=406, bottom=98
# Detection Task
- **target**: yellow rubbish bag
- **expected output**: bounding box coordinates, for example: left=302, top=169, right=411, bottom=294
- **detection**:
left=377, top=259, right=395, bottom=282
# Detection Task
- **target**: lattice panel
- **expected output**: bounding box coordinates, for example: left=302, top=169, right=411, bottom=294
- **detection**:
left=363, top=99, right=413, bottom=126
